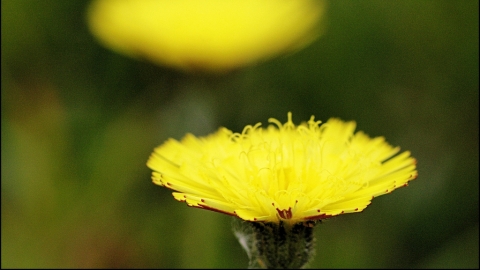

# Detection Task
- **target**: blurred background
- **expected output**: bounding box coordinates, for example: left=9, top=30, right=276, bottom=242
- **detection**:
left=2, top=0, right=478, bottom=268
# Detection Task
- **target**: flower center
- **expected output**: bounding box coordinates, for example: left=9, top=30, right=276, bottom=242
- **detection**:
left=276, top=207, right=293, bottom=220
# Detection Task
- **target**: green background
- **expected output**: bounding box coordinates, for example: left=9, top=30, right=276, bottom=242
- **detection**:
left=2, top=0, right=478, bottom=268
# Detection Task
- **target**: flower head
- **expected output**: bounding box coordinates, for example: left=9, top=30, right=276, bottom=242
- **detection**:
left=87, top=0, right=326, bottom=73
left=147, top=113, right=417, bottom=225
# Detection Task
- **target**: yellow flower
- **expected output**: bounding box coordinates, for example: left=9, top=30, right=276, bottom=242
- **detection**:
left=147, top=113, right=417, bottom=225
left=87, top=0, right=326, bottom=72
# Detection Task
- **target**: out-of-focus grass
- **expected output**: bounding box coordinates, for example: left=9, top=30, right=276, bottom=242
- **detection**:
left=2, top=0, right=478, bottom=268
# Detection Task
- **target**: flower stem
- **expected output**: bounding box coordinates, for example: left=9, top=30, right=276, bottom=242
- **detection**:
left=232, top=218, right=317, bottom=269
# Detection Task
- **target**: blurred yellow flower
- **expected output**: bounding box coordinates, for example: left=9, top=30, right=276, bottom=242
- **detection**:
left=87, top=0, right=326, bottom=72
left=147, top=113, right=418, bottom=225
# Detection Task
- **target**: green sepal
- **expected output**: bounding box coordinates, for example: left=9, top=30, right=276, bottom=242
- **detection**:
left=232, top=218, right=318, bottom=269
